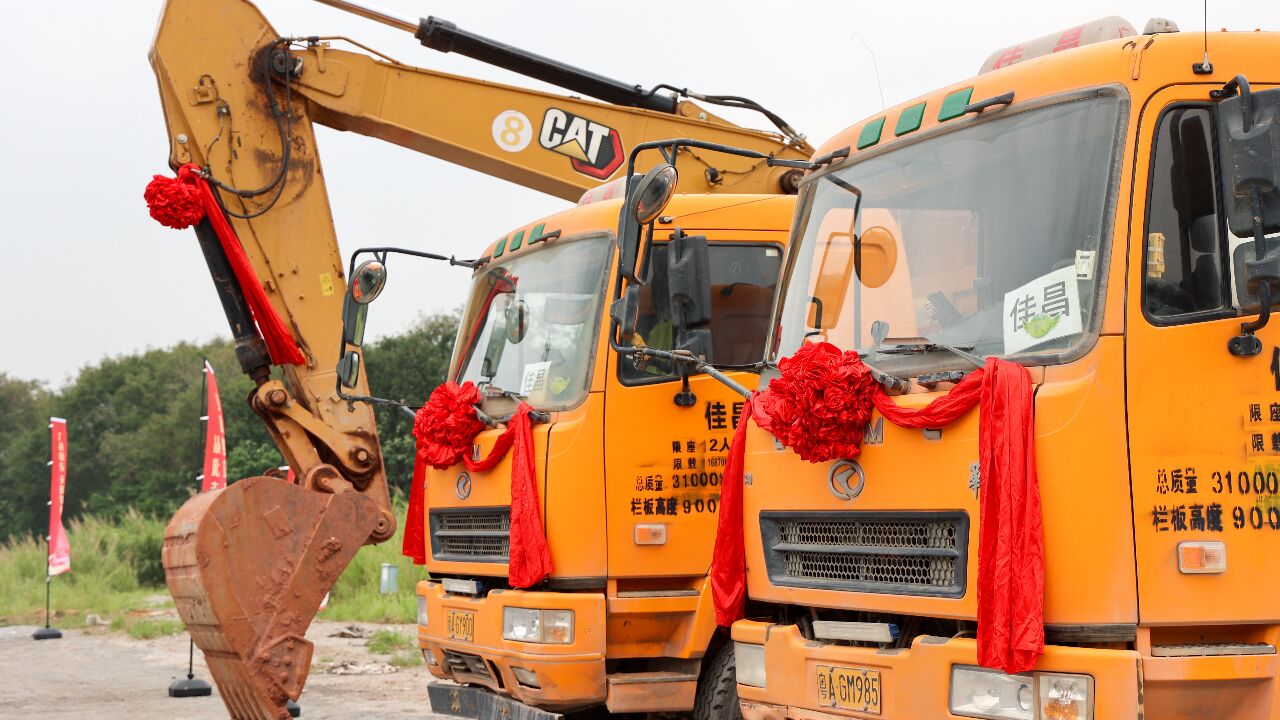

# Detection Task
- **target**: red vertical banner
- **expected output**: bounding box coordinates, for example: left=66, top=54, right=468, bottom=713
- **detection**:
left=47, top=418, right=71, bottom=576
left=201, top=361, right=227, bottom=492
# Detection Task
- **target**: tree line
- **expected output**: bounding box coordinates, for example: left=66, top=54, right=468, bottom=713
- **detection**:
left=0, top=312, right=457, bottom=541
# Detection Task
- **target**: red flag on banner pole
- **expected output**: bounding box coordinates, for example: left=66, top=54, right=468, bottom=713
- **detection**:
left=47, top=418, right=71, bottom=576
left=201, top=361, right=227, bottom=492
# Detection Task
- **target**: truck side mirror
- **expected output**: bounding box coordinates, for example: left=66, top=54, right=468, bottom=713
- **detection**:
left=667, top=231, right=712, bottom=330
left=341, top=259, right=388, bottom=347
left=1216, top=81, right=1280, bottom=354
left=610, top=285, right=641, bottom=341
left=337, top=350, right=361, bottom=388
left=619, top=164, right=677, bottom=283
left=1217, top=86, right=1280, bottom=239
left=666, top=231, right=712, bottom=407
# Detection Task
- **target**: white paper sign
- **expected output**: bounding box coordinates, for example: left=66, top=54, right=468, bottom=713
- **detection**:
left=520, top=361, right=552, bottom=396
left=1002, top=266, right=1083, bottom=354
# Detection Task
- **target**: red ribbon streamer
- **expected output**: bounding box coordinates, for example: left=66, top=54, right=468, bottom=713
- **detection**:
left=143, top=164, right=306, bottom=366
left=711, top=349, right=1043, bottom=674
left=406, top=383, right=554, bottom=588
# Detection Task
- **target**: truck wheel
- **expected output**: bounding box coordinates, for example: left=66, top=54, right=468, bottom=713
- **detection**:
left=693, top=642, right=741, bottom=720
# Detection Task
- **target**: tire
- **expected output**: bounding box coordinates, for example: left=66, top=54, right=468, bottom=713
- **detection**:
left=693, top=642, right=741, bottom=720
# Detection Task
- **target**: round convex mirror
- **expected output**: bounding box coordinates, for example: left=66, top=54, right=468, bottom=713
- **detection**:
left=630, top=164, right=678, bottom=225
left=351, top=260, right=387, bottom=305
left=505, top=299, right=529, bottom=344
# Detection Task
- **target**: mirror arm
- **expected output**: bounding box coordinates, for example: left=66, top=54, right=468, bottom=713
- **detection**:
left=610, top=339, right=752, bottom=399
left=1211, top=74, right=1253, bottom=107
left=347, top=246, right=482, bottom=277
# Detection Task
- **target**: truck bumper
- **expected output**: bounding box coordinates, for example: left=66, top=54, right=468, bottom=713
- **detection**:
left=417, top=581, right=607, bottom=711
left=732, top=620, right=1142, bottom=719
left=427, top=683, right=564, bottom=720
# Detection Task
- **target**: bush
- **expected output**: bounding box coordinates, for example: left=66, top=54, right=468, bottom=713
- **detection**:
left=0, top=512, right=169, bottom=626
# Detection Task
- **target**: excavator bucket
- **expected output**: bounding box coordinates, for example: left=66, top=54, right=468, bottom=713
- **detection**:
left=163, top=476, right=380, bottom=719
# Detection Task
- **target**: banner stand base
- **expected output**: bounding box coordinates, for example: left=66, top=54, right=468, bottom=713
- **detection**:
left=32, top=627, right=62, bottom=640
left=168, top=676, right=213, bottom=698
left=287, top=699, right=301, bottom=717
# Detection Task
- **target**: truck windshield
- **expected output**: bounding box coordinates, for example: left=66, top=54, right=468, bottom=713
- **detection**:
left=454, top=234, right=612, bottom=409
left=774, top=95, right=1121, bottom=376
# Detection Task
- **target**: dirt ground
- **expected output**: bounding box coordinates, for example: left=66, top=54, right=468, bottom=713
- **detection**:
left=0, top=620, right=452, bottom=719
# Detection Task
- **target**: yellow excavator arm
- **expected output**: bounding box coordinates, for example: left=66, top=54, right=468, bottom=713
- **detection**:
left=150, top=1, right=812, bottom=717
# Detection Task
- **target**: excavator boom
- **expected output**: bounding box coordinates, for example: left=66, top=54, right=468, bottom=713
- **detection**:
left=150, top=1, right=811, bottom=717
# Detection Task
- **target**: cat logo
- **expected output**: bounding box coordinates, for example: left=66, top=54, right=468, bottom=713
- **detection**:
left=539, top=108, right=624, bottom=179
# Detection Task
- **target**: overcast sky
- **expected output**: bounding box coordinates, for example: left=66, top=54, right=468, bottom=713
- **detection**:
left=3, top=0, right=1275, bottom=386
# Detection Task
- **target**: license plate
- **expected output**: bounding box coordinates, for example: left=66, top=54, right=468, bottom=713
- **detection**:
left=445, top=609, right=474, bottom=642
left=816, top=664, right=882, bottom=714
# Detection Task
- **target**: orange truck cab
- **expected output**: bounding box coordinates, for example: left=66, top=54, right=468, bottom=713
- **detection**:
left=415, top=191, right=796, bottom=717
left=727, top=20, right=1280, bottom=720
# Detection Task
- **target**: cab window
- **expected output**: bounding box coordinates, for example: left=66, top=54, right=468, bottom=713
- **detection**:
left=1143, top=106, right=1229, bottom=321
left=622, top=243, right=782, bottom=381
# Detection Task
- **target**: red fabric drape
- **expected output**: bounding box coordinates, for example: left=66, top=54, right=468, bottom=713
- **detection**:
left=975, top=361, right=1044, bottom=673
left=711, top=354, right=1044, bottom=674
left=710, top=397, right=760, bottom=626
left=495, top=406, right=555, bottom=588
left=406, top=386, right=554, bottom=588
left=144, top=164, right=306, bottom=366
left=403, top=460, right=428, bottom=564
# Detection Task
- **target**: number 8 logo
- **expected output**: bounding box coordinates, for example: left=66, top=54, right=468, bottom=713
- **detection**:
left=491, top=110, right=532, bottom=152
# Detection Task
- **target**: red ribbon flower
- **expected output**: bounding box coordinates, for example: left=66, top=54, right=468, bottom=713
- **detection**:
left=413, top=381, right=487, bottom=469
left=759, top=342, right=879, bottom=462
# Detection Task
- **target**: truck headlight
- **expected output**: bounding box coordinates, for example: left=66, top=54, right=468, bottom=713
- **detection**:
left=503, top=607, right=541, bottom=642
left=734, top=642, right=766, bottom=688
left=502, top=608, right=574, bottom=644
left=949, top=666, right=1034, bottom=719
left=949, top=666, right=1093, bottom=720
left=417, top=595, right=428, bottom=627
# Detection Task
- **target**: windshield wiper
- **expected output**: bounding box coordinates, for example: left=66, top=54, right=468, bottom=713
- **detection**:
left=878, top=341, right=984, bottom=369
left=871, top=319, right=986, bottom=370
left=474, top=385, right=550, bottom=424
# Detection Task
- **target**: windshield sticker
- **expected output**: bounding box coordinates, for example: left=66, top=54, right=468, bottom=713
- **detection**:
left=520, top=361, right=552, bottom=396
left=1002, top=266, right=1082, bottom=354
left=1074, top=250, right=1097, bottom=281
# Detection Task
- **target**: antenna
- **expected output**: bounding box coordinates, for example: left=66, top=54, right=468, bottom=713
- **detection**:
left=1193, top=0, right=1213, bottom=74
left=852, top=33, right=887, bottom=111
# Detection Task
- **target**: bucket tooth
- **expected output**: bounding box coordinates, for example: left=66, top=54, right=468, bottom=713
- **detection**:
left=163, top=475, right=379, bottom=719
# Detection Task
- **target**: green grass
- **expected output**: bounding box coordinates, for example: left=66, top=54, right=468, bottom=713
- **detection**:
left=367, top=628, right=416, bottom=654
left=0, top=501, right=426, bottom=630
left=316, top=499, right=428, bottom=624
left=128, top=617, right=184, bottom=639
left=0, top=510, right=168, bottom=627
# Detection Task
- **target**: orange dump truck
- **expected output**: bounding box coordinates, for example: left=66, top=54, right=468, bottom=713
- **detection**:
left=715, top=18, right=1280, bottom=720
left=417, top=190, right=795, bottom=717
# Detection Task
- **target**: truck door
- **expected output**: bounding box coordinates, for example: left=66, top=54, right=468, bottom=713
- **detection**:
left=603, top=233, right=782, bottom=579
left=1126, top=86, right=1280, bottom=624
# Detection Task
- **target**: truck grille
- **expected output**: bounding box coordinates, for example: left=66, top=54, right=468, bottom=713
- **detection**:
left=430, top=508, right=510, bottom=563
left=761, top=511, right=968, bottom=597
left=442, top=649, right=493, bottom=680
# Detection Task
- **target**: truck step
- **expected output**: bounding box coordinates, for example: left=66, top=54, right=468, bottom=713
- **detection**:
left=605, top=671, right=697, bottom=713
left=1151, top=642, right=1276, bottom=657
left=427, top=683, right=563, bottom=720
